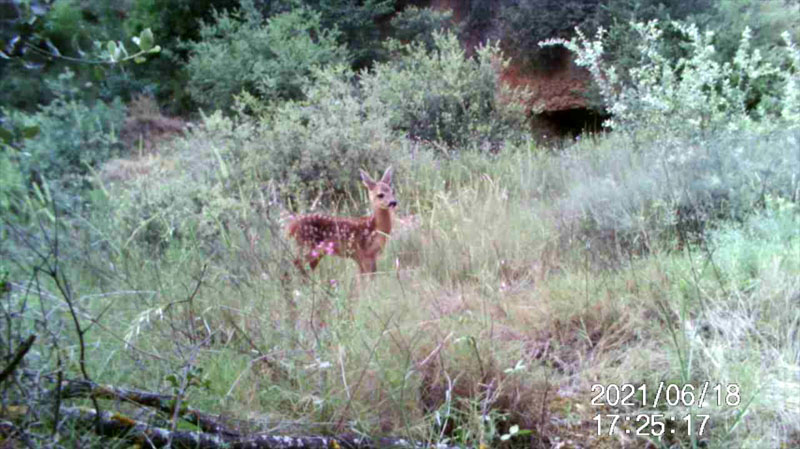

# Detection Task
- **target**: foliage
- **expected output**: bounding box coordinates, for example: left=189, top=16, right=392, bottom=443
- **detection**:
left=0, top=150, right=26, bottom=215
left=4, top=2, right=800, bottom=448
left=0, top=0, right=161, bottom=109
left=498, top=0, right=604, bottom=68
left=541, top=20, right=800, bottom=135
left=125, top=0, right=240, bottom=47
left=598, top=0, right=713, bottom=88
left=249, top=65, right=403, bottom=200
left=123, top=0, right=240, bottom=112
left=298, top=0, right=396, bottom=68
left=390, top=6, right=455, bottom=52
left=186, top=3, right=348, bottom=112
left=236, top=30, right=530, bottom=199
left=4, top=70, right=126, bottom=184
left=555, top=129, right=800, bottom=257
left=364, top=31, right=531, bottom=150
left=696, top=0, right=800, bottom=63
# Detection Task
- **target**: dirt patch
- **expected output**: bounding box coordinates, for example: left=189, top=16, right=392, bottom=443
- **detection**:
left=501, top=58, right=590, bottom=113
left=120, top=94, right=186, bottom=155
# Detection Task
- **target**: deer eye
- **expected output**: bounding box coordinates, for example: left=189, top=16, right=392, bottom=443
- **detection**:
left=377, top=193, right=384, bottom=198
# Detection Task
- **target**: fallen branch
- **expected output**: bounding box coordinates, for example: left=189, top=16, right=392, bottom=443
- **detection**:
left=59, top=406, right=463, bottom=449
left=57, top=379, right=239, bottom=436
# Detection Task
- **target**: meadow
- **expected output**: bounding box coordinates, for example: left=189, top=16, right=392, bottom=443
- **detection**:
left=1, top=3, right=800, bottom=448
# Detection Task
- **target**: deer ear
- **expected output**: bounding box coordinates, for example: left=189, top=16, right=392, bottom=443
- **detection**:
left=380, top=166, right=393, bottom=185
left=360, top=169, right=376, bottom=189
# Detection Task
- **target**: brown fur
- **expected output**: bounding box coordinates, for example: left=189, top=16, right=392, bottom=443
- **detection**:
left=288, top=167, right=397, bottom=274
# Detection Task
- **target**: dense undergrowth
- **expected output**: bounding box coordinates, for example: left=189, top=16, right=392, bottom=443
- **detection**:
left=3, top=125, right=799, bottom=448
left=1, top=7, right=800, bottom=449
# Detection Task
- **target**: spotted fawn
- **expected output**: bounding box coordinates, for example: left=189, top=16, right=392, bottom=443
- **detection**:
left=287, top=167, right=397, bottom=274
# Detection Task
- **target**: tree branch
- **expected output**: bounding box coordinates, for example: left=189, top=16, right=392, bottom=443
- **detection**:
left=0, top=335, right=36, bottom=384
left=56, top=406, right=463, bottom=449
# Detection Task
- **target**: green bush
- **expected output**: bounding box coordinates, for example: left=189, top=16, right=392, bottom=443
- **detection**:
left=122, top=0, right=240, bottom=112
left=95, top=110, right=261, bottom=251
left=299, top=0, right=395, bottom=68
left=599, top=0, right=714, bottom=76
left=5, top=70, right=126, bottom=182
left=697, top=0, right=800, bottom=64
left=542, top=21, right=800, bottom=135
left=363, top=31, right=531, bottom=150
left=185, top=2, right=348, bottom=112
left=229, top=30, right=533, bottom=200
left=498, top=0, right=604, bottom=69
left=248, top=65, right=403, bottom=200
left=390, top=6, right=455, bottom=52
left=547, top=128, right=800, bottom=256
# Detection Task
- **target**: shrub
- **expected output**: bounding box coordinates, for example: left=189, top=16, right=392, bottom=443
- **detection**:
left=249, top=65, right=403, bottom=201
left=698, top=0, right=800, bottom=63
left=541, top=20, right=800, bottom=135
left=390, top=6, right=455, bottom=52
left=548, top=128, right=800, bottom=258
left=362, top=31, right=531, bottom=150
left=185, top=2, right=348, bottom=112
left=234, top=30, right=532, bottom=199
left=4, top=70, right=126, bottom=183
left=299, top=0, right=395, bottom=68
left=498, top=0, right=604, bottom=69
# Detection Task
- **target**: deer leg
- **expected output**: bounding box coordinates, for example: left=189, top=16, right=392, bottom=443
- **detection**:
left=355, top=256, right=369, bottom=274
left=355, top=256, right=377, bottom=276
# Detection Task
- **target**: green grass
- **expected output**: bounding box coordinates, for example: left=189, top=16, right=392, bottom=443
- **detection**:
left=2, top=128, right=799, bottom=448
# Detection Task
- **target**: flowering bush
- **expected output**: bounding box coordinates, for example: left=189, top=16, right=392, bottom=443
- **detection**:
left=541, top=20, right=800, bottom=134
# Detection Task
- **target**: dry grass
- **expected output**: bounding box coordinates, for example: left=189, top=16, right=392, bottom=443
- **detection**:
left=6, top=124, right=797, bottom=449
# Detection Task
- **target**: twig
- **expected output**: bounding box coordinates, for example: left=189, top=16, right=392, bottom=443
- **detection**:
left=58, top=379, right=238, bottom=436
left=0, top=335, right=36, bottom=384
left=416, top=332, right=453, bottom=370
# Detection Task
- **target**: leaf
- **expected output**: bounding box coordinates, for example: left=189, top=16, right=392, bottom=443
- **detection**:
left=165, top=374, right=178, bottom=387
left=500, top=434, right=511, bottom=441
left=509, top=424, right=519, bottom=435
left=149, top=45, right=161, bottom=54
left=139, top=28, right=154, bottom=52
left=107, top=41, right=118, bottom=61
left=0, top=50, right=10, bottom=60
left=0, top=127, right=13, bottom=144
left=134, top=56, right=146, bottom=64
left=21, top=125, right=40, bottom=139
left=119, top=42, right=129, bottom=58
left=132, top=36, right=140, bottom=47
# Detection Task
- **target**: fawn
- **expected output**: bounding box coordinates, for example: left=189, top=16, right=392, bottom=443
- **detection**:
left=287, top=167, right=397, bottom=275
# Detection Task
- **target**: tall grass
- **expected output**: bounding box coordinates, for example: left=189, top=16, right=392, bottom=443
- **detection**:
left=3, top=119, right=797, bottom=447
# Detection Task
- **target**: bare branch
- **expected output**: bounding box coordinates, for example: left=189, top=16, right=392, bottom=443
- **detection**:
left=0, top=335, right=36, bottom=384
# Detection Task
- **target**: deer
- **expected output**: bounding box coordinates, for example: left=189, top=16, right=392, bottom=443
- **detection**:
left=287, top=167, right=397, bottom=275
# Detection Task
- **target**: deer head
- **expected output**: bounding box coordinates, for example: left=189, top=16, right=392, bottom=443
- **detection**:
left=360, top=167, right=397, bottom=211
